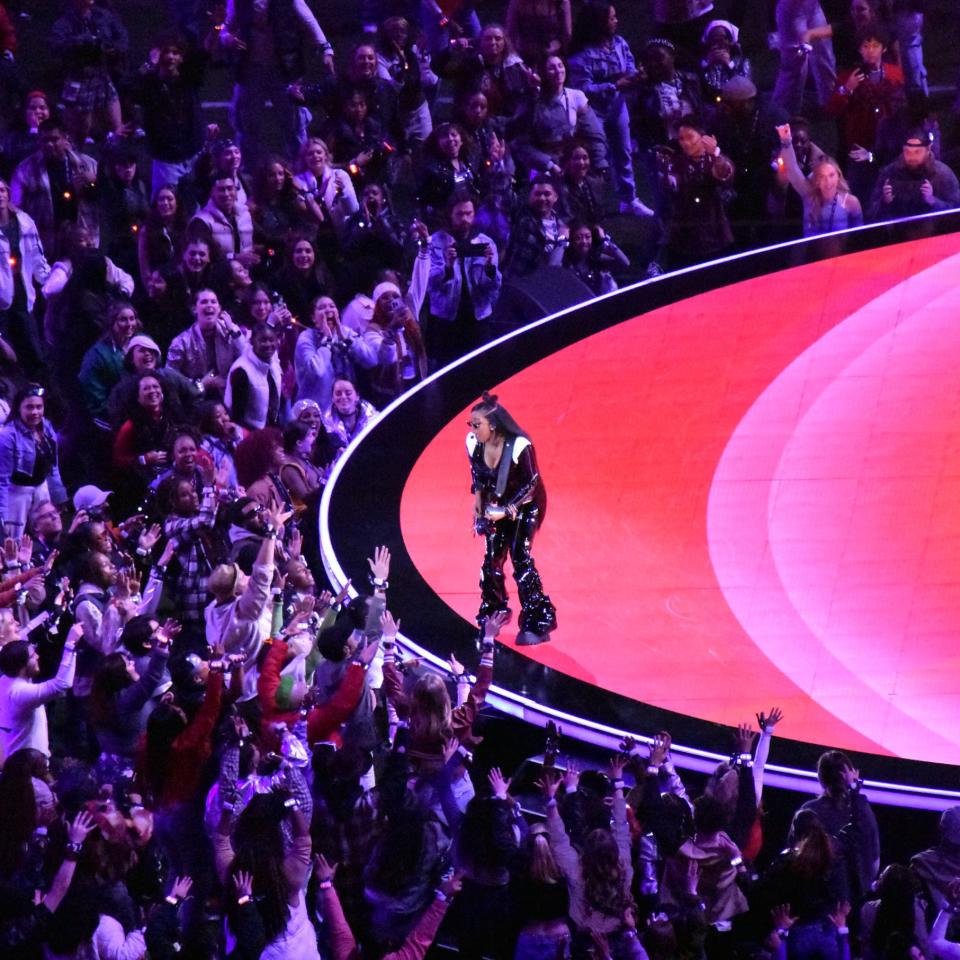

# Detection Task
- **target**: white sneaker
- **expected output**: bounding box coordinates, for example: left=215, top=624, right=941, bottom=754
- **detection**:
left=619, top=198, right=655, bottom=217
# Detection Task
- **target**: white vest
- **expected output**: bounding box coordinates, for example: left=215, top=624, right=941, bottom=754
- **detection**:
left=225, top=345, right=282, bottom=429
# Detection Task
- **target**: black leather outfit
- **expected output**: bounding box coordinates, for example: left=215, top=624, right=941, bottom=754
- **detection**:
left=469, top=433, right=557, bottom=636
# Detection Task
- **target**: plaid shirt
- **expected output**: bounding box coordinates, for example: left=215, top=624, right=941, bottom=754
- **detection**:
left=318, top=788, right=380, bottom=923
left=567, top=36, right=636, bottom=118
left=163, top=485, right=216, bottom=626
left=503, top=211, right=567, bottom=280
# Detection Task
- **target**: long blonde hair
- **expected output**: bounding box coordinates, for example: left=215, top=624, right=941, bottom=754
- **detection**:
left=408, top=672, right=453, bottom=745
left=807, top=156, right=851, bottom=232
left=526, top=826, right=562, bottom=884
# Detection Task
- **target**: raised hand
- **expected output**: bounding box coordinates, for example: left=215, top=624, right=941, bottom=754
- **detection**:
left=488, top=766, right=511, bottom=800
left=158, top=537, right=177, bottom=567
left=758, top=707, right=784, bottom=731
left=289, top=526, right=303, bottom=559
left=356, top=637, right=381, bottom=666
left=562, top=759, right=580, bottom=793
left=234, top=870, right=254, bottom=898
left=770, top=904, right=796, bottom=933
left=442, top=735, right=461, bottom=765
left=138, top=523, right=162, bottom=554
left=314, top=853, right=338, bottom=884
left=735, top=722, right=757, bottom=755
left=483, top=609, right=509, bottom=640
left=368, top=545, right=391, bottom=582
left=828, top=900, right=851, bottom=929
left=447, top=653, right=464, bottom=677
left=169, top=875, right=193, bottom=901
left=440, top=870, right=464, bottom=899
left=648, top=732, right=669, bottom=767
left=295, top=594, right=317, bottom=616
left=379, top=610, right=400, bottom=639
left=67, top=809, right=96, bottom=845
left=535, top=767, right=560, bottom=800
left=607, top=753, right=627, bottom=782
left=155, top=619, right=181, bottom=648
left=18, top=534, right=32, bottom=566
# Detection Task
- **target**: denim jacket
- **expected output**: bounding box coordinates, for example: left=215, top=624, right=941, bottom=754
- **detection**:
left=0, top=418, right=67, bottom=518
left=567, top=36, right=637, bottom=118
left=427, top=230, right=501, bottom=321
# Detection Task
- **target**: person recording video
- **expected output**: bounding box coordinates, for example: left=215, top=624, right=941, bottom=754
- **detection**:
left=426, top=189, right=501, bottom=368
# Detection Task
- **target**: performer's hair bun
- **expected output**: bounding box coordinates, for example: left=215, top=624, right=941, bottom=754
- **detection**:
left=482, top=392, right=498, bottom=405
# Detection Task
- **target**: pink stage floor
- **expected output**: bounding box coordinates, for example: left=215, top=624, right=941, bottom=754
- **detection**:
left=400, top=232, right=960, bottom=765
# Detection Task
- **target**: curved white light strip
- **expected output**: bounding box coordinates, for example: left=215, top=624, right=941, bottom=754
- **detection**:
left=319, top=210, right=960, bottom=810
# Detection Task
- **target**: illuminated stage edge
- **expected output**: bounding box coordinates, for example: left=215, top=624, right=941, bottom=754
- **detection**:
left=320, top=210, right=960, bottom=811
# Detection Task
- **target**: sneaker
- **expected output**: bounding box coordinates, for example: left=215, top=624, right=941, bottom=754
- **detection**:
left=619, top=198, right=655, bottom=217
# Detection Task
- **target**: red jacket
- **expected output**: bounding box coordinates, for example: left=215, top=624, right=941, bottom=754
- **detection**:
left=256, top=638, right=366, bottom=745
left=826, top=63, right=904, bottom=152
left=161, top=671, right=223, bottom=806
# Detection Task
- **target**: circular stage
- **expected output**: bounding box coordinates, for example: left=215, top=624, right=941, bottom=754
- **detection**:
left=321, top=211, right=960, bottom=809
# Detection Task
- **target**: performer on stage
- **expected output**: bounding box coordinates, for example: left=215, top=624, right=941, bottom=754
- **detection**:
left=467, top=393, right=557, bottom=646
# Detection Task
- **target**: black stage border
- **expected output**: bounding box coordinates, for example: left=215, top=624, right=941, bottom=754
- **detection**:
left=321, top=210, right=960, bottom=804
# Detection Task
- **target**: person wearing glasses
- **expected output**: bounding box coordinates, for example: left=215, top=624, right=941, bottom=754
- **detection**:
left=0, top=384, right=68, bottom=538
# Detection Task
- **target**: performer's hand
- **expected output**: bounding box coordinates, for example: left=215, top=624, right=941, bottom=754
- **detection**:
left=506, top=504, right=518, bottom=520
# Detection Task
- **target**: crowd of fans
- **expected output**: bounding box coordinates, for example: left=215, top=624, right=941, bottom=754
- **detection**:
left=0, top=0, right=959, bottom=958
